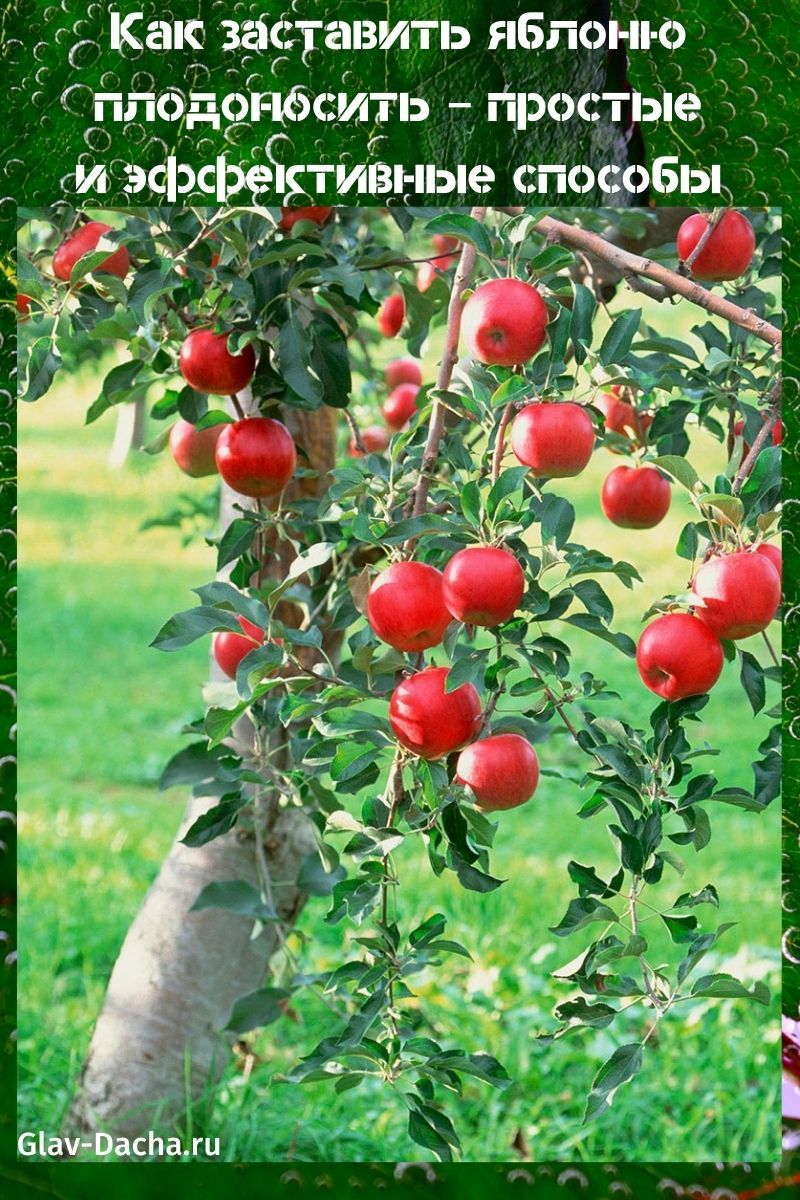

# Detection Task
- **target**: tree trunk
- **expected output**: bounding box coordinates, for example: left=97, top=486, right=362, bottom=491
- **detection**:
left=107, top=397, right=146, bottom=469
left=66, top=402, right=340, bottom=1139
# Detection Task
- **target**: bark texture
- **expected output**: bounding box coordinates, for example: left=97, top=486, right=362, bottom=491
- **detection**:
left=66, top=402, right=340, bottom=1138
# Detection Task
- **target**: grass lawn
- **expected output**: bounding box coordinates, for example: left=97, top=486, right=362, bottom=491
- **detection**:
left=18, top=290, right=781, bottom=1162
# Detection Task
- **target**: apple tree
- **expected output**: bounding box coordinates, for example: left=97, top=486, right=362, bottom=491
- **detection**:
left=17, top=204, right=781, bottom=1156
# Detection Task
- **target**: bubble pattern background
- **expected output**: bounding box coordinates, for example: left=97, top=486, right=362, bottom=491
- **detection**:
left=2, top=0, right=800, bottom=1187
left=5, top=0, right=639, bottom=209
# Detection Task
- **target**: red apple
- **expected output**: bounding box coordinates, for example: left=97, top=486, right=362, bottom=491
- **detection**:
left=385, top=358, right=422, bottom=389
left=677, top=210, right=756, bottom=282
left=443, top=546, right=525, bottom=627
left=16, top=293, right=31, bottom=316
left=755, top=542, right=782, bottom=581
left=349, top=425, right=391, bottom=458
left=417, top=262, right=438, bottom=292
left=600, top=465, right=671, bottom=529
left=456, top=733, right=539, bottom=811
left=691, top=549, right=781, bottom=640
left=596, top=391, right=652, bottom=450
left=378, top=293, right=405, bottom=337
left=367, top=561, right=451, bottom=652
left=511, top=403, right=595, bottom=478
left=389, top=666, right=482, bottom=760
left=462, top=279, right=549, bottom=366
left=213, top=617, right=266, bottom=679
left=382, top=383, right=420, bottom=430
left=52, top=220, right=130, bottom=281
left=179, top=329, right=256, bottom=395
left=215, top=417, right=297, bottom=498
left=636, top=613, right=724, bottom=701
left=432, top=234, right=459, bottom=258
left=169, top=418, right=225, bottom=478
left=278, top=206, right=333, bottom=232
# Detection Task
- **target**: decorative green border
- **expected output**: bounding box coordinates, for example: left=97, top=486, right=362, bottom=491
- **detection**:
left=3, top=0, right=798, bottom=1189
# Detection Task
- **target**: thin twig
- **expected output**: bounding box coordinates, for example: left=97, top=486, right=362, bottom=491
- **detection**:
left=762, top=630, right=780, bottom=669
left=343, top=408, right=366, bottom=455
left=491, top=402, right=518, bottom=485
left=680, top=207, right=723, bottom=273
left=404, top=206, right=487, bottom=545
left=731, top=377, right=782, bottom=493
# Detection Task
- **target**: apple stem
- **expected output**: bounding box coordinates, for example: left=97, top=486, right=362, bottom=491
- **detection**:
left=404, top=207, right=487, bottom=545
left=229, top=392, right=246, bottom=420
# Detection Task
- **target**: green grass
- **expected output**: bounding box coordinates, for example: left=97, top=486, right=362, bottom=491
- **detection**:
left=18, top=294, right=780, bottom=1162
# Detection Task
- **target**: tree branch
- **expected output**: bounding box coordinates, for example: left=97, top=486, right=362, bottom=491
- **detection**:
left=534, top=215, right=781, bottom=350
left=731, top=376, right=782, bottom=494
left=497, top=208, right=781, bottom=350
left=406, top=207, right=487, bottom=538
left=680, top=207, right=723, bottom=273
left=343, top=407, right=365, bottom=455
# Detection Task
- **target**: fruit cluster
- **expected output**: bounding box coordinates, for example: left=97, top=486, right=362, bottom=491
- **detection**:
left=41, top=206, right=778, bottom=798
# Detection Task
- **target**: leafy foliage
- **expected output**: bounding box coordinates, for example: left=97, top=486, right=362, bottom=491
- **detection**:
left=16, top=205, right=781, bottom=1158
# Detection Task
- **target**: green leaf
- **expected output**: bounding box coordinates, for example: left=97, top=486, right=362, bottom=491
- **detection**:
left=181, top=795, right=248, bottom=847
left=298, top=851, right=347, bottom=897
left=661, top=913, right=699, bottom=943
left=739, top=650, right=766, bottom=715
left=224, top=987, right=290, bottom=1033
left=22, top=339, right=62, bottom=403
left=672, top=885, right=719, bottom=910
left=690, top=973, right=770, bottom=1004
left=549, top=897, right=618, bottom=937
left=598, top=309, right=641, bottom=366
left=407, top=1109, right=455, bottom=1162
left=217, top=518, right=258, bottom=570
left=490, top=376, right=530, bottom=410
left=86, top=359, right=145, bottom=425
left=326, top=877, right=380, bottom=923
left=151, top=605, right=242, bottom=651
left=652, top=455, right=701, bottom=493
left=584, top=1043, right=643, bottom=1123
left=309, top=312, right=351, bottom=409
left=547, top=998, right=618, bottom=1038
left=287, top=541, right=337, bottom=581
left=159, top=742, right=234, bottom=790
left=460, top=481, right=482, bottom=527
left=279, top=316, right=321, bottom=407
left=128, top=263, right=182, bottom=322
left=563, top=619, right=638, bottom=657
left=330, top=743, right=379, bottom=783
left=677, top=923, right=736, bottom=984
left=190, top=879, right=276, bottom=921
left=445, top=653, right=486, bottom=693
left=539, top=494, right=575, bottom=547
left=700, top=493, right=744, bottom=528
left=452, top=857, right=504, bottom=893
left=487, top=465, right=528, bottom=515
left=570, top=579, right=614, bottom=624
left=570, top=283, right=596, bottom=365
left=425, top=213, right=493, bottom=257
left=675, top=522, right=700, bottom=562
